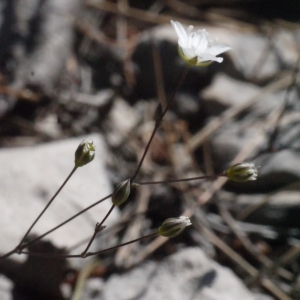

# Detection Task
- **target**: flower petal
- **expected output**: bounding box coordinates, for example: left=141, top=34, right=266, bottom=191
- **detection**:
left=180, top=47, right=196, bottom=60
left=208, top=44, right=232, bottom=56
left=198, top=53, right=223, bottom=63
left=171, top=20, right=232, bottom=66
left=171, top=20, right=188, bottom=46
left=194, top=35, right=208, bottom=55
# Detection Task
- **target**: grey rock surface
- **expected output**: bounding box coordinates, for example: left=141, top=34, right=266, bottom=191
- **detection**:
left=201, top=73, right=259, bottom=113
left=201, top=73, right=291, bottom=118
left=255, top=150, right=300, bottom=190
left=0, top=275, right=12, bottom=300
left=0, top=134, right=117, bottom=257
left=228, top=189, right=300, bottom=229
left=210, top=122, right=257, bottom=172
left=13, top=0, right=84, bottom=96
left=100, top=247, right=260, bottom=300
left=200, top=74, right=300, bottom=182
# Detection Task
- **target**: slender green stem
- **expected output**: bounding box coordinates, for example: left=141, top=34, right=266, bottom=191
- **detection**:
left=136, top=174, right=225, bottom=186
left=81, top=204, right=115, bottom=257
left=17, top=166, right=78, bottom=250
left=131, top=65, right=191, bottom=182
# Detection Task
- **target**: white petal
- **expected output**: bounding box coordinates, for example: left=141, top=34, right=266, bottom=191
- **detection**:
left=180, top=47, right=196, bottom=59
left=171, top=20, right=232, bottom=65
left=198, top=53, right=223, bottom=63
left=208, top=44, right=232, bottom=56
left=171, top=20, right=188, bottom=46
left=194, top=35, right=208, bottom=54
left=187, top=25, right=194, bottom=36
left=179, top=216, right=192, bottom=226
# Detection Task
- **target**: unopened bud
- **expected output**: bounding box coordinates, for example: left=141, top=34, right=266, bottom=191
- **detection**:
left=158, top=216, right=191, bottom=238
left=112, top=179, right=131, bottom=206
left=226, top=163, right=258, bottom=182
left=75, top=140, right=95, bottom=167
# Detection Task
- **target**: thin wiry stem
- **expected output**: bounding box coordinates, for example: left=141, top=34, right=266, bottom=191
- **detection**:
left=81, top=204, right=115, bottom=257
left=86, top=232, right=158, bottom=257
left=0, top=249, right=16, bottom=260
left=23, top=194, right=112, bottom=249
left=0, top=194, right=112, bottom=260
left=131, top=65, right=191, bottom=182
left=17, top=166, right=78, bottom=250
left=66, top=212, right=146, bottom=252
left=19, top=232, right=158, bottom=259
left=1, top=62, right=191, bottom=261
left=135, top=174, right=225, bottom=186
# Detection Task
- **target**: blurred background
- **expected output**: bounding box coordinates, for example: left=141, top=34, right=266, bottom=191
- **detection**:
left=0, top=0, right=299, bottom=299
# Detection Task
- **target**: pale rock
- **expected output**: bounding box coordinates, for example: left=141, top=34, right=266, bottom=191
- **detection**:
left=201, top=73, right=288, bottom=115
left=201, top=73, right=259, bottom=114
left=0, top=275, right=12, bottom=300
left=105, top=98, right=140, bottom=148
left=100, top=247, right=261, bottom=300
left=0, top=134, right=117, bottom=258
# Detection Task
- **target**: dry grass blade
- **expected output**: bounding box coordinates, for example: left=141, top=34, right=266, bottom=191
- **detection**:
left=187, top=73, right=298, bottom=152
left=219, top=204, right=293, bottom=280
left=87, top=0, right=184, bottom=25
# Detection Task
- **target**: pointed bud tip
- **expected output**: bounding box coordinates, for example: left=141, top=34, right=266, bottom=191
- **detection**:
left=158, top=216, right=192, bottom=238
left=112, top=179, right=131, bottom=206
left=226, top=162, right=258, bottom=182
left=74, top=140, right=95, bottom=167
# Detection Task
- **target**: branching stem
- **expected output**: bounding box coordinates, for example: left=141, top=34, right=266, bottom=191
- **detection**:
left=81, top=204, right=115, bottom=257
left=17, top=166, right=78, bottom=250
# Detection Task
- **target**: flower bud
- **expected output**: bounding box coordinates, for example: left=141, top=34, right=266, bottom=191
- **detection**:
left=74, top=140, right=95, bottom=167
left=112, top=179, right=131, bottom=206
left=158, top=216, right=191, bottom=238
left=226, top=163, right=258, bottom=182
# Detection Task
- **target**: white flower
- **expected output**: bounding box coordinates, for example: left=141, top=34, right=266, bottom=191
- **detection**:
left=171, top=20, right=232, bottom=66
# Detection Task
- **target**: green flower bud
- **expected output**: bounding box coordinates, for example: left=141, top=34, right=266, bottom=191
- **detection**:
left=158, top=216, right=191, bottom=238
left=75, top=140, right=95, bottom=167
left=226, top=163, right=258, bottom=182
left=112, top=179, right=131, bottom=206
